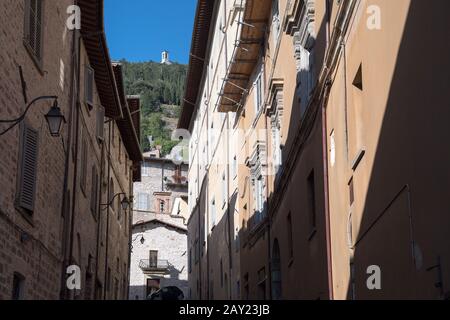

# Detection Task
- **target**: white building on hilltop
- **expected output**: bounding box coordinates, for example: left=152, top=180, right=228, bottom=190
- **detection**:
left=161, top=51, right=172, bottom=65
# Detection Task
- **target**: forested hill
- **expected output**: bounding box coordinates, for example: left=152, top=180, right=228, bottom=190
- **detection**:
left=120, top=60, right=188, bottom=155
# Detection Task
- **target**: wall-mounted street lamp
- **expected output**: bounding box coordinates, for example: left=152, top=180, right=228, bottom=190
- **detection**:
left=101, top=192, right=131, bottom=211
left=0, top=96, right=66, bottom=137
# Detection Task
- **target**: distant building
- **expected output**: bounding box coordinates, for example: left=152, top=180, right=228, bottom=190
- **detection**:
left=161, top=51, right=172, bottom=65
left=129, top=152, right=189, bottom=299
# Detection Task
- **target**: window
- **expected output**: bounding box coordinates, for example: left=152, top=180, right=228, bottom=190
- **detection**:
left=307, top=170, right=316, bottom=231
left=117, top=192, right=122, bottom=221
left=80, top=137, right=88, bottom=194
left=24, top=0, right=43, bottom=63
left=257, top=267, right=266, bottom=300
left=255, top=177, right=265, bottom=213
left=232, top=155, right=237, bottom=179
left=222, top=172, right=227, bottom=207
left=90, top=166, right=99, bottom=218
left=142, top=162, right=150, bottom=177
left=210, top=198, right=216, bottom=229
left=12, top=273, right=25, bottom=300
left=118, top=137, right=122, bottom=163
left=96, top=106, right=105, bottom=142
left=271, top=0, right=281, bottom=48
left=159, top=200, right=165, bottom=213
left=149, top=251, right=158, bottom=268
left=85, top=66, right=95, bottom=108
left=137, top=193, right=149, bottom=211
left=330, top=130, right=336, bottom=167
left=109, top=178, right=114, bottom=211
left=254, top=70, right=264, bottom=114
left=17, top=123, right=39, bottom=212
left=272, top=125, right=282, bottom=176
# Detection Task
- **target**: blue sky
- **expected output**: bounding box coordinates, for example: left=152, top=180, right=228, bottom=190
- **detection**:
left=105, top=0, right=197, bottom=64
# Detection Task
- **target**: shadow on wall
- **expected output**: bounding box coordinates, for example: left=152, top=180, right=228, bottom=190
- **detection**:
left=347, top=0, right=450, bottom=300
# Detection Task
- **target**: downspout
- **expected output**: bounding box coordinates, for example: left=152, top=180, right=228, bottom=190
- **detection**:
left=94, top=130, right=106, bottom=298
left=265, top=111, right=272, bottom=300
left=126, top=165, right=133, bottom=299
left=66, top=26, right=83, bottom=300
left=225, top=113, right=233, bottom=300
left=103, top=121, right=112, bottom=299
left=59, top=3, right=78, bottom=299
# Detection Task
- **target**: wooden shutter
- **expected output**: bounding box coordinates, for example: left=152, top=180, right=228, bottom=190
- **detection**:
left=96, top=106, right=105, bottom=141
left=90, top=166, right=98, bottom=217
left=24, top=0, right=43, bottom=61
left=85, top=66, right=94, bottom=107
left=18, top=124, right=39, bottom=212
left=80, top=138, right=87, bottom=193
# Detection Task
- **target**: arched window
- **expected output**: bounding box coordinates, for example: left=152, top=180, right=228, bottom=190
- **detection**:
left=271, top=239, right=282, bottom=300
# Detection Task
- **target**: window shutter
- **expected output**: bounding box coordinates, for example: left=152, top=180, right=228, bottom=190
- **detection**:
left=80, top=138, right=88, bottom=193
left=24, top=0, right=43, bottom=61
left=85, top=66, right=94, bottom=107
left=96, top=106, right=105, bottom=141
left=18, top=124, right=39, bottom=212
left=90, top=166, right=98, bottom=217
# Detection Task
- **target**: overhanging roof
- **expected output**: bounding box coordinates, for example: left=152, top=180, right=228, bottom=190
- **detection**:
left=178, top=0, right=217, bottom=130
left=112, top=64, right=143, bottom=165
left=218, top=0, right=271, bottom=112
left=78, top=0, right=122, bottom=119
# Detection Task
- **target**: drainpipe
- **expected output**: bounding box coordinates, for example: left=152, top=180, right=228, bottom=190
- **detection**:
left=59, top=2, right=78, bottom=299
left=322, top=0, right=334, bottom=300
left=94, top=130, right=106, bottom=298
left=264, top=111, right=272, bottom=300
left=65, top=24, right=83, bottom=301
left=225, top=113, right=233, bottom=300
left=103, top=121, right=112, bottom=299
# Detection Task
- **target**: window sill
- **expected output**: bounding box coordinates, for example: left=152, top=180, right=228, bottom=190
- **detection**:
left=23, top=41, right=44, bottom=76
left=15, top=205, right=35, bottom=228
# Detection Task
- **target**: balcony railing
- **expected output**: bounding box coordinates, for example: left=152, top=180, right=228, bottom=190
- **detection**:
left=139, top=259, right=169, bottom=272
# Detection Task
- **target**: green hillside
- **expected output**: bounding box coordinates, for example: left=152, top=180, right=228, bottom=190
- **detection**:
left=120, top=60, right=187, bottom=155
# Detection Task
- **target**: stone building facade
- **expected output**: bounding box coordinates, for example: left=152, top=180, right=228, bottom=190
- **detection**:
left=180, top=0, right=450, bottom=300
left=129, top=153, right=189, bottom=299
left=0, top=0, right=142, bottom=300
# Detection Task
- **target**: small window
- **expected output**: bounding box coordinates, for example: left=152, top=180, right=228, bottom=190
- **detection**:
left=232, top=155, right=237, bottom=179
left=222, top=172, right=227, bottom=207
left=96, top=106, right=105, bottom=142
left=142, top=162, right=150, bottom=177
left=210, top=198, right=216, bottom=229
left=254, top=71, right=264, bottom=114
left=12, top=273, right=25, bottom=300
left=137, top=193, right=149, bottom=211
left=149, top=251, right=158, bottom=268
left=24, top=0, right=43, bottom=64
left=109, top=179, right=115, bottom=210
left=85, top=66, right=95, bottom=108
left=159, top=200, right=165, bottom=213
left=90, top=166, right=99, bottom=218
